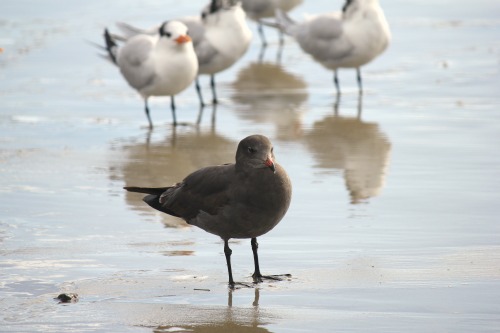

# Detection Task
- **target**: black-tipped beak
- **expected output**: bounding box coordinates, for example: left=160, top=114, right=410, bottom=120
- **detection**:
left=265, top=157, right=276, bottom=173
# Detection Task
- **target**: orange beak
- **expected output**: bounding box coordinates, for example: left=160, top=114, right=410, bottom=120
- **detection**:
left=175, top=35, right=191, bottom=44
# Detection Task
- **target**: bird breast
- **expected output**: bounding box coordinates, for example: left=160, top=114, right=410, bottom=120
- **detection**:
left=204, top=8, right=252, bottom=63
left=144, top=42, right=198, bottom=96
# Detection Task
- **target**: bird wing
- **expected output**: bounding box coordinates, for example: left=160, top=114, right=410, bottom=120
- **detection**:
left=178, top=16, right=205, bottom=46
left=116, top=35, right=156, bottom=91
left=178, top=16, right=219, bottom=69
left=158, top=164, right=235, bottom=221
left=296, top=13, right=354, bottom=62
left=117, top=17, right=219, bottom=69
left=242, top=0, right=272, bottom=20
left=115, top=21, right=157, bottom=39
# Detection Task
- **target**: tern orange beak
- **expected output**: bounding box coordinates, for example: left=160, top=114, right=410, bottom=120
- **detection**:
left=175, top=35, right=191, bottom=44
left=265, top=157, right=276, bottom=173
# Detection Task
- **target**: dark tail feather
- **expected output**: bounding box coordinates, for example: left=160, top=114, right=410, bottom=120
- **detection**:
left=85, top=39, right=107, bottom=51
left=141, top=194, right=179, bottom=217
left=125, top=186, right=181, bottom=218
left=124, top=186, right=169, bottom=195
left=104, top=28, right=118, bottom=64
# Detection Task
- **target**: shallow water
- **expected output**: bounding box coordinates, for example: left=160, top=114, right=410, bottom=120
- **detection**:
left=1, top=0, right=500, bottom=332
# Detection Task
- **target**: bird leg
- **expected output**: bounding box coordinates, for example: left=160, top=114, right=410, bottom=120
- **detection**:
left=210, top=103, right=217, bottom=127
left=357, top=93, right=363, bottom=119
left=276, top=40, right=284, bottom=64
left=333, top=70, right=341, bottom=95
left=224, top=239, right=235, bottom=287
left=195, top=77, right=206, bottom=107
left=251, top=238, right=291, bottom=283
left=278, top=29, right=285, bottom=48
left=210, top=75, right=218, bottom=105
left=356, top=67, right=363, bottom=95
left=196, top=104, right=204, bottom=125
left=258, top=43, right=267, bottom=63
left=170, top=95, right=177, bottom=126
left=224, top=239, right=252, bottom=289
left=257, top=21, right=267, bottom=47
left=144, top=99, right=153, bottom=129
left=333, top=91, right=341, bottom=116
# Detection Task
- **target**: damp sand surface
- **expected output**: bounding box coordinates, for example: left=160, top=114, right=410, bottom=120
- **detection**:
left=1, top=0, right=500, bottom=332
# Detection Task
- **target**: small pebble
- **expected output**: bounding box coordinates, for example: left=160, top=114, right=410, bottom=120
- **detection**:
left=55, top=293, right=79, bottom=303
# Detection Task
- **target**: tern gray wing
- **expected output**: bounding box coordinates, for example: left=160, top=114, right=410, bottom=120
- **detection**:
left=178, top=16, right=218, bottom=69
left=116, top=17, right=218, bottom=71
left=296, top=14, right=354, bottom=62
left=117, top=36, right=156, bottom=91
left=241, top=0, right=272, bottom=20
left=116, top=21, right=157, bottom=39
left=178, top=16, right=205, bottom=46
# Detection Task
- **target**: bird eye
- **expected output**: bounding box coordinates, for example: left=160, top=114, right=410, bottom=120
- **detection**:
left=165, top=32, right=172, bottom=38
left=247, top=147, right=256, bottom=153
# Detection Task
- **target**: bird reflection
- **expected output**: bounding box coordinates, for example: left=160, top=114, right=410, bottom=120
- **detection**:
left=257, top=40, right=285, bottom=63
left=196, top=103, right=217, bottom=127
left=304, top=95, right=391, bottom=203
left=153, top=289, right=270, bottom=333
left=109, top=126, right=236, bottom=227
left=230, top=61, right=308, bottom=140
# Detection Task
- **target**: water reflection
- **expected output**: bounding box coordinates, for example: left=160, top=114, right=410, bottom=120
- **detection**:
left=109, top=124, right=237, bottom=226
left=230, top=61, right=308, bottom=140
left=304, top=96, right=391, bottom=203
left=152, top=289, right=270, bottom=333
left=257, top=42, right=285, bottom=64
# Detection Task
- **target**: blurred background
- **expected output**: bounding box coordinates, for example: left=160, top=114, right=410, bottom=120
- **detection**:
left=1, top=0, right=499, bottom=332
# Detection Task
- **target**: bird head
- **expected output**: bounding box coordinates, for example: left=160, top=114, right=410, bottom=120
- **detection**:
left=159, top=21, right=192, bottom=44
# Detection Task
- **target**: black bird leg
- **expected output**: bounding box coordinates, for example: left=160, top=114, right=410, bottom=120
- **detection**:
left=257, top=21, right=267, bottom=47
left=251, top=237, right=291, bottom=283
left=333, top=70, right=341, bottom=95
left=224, top=239, right=253, bottom=289
left=195, top=77, right=206, bottom=107
left=251, top=237, right=262, bottom=281
left=278, top=29, right=285, bottom=48
left=356, top=67, right=363, bottom=94
left=224, top=239, right=235, bottom=287
left=170, top=95, right=177, bottom=126
left=196, top=104, right=204, bottom=125
left=144, top=98, right=153, bottom=129
left=210, top=74, right=218, bottom=105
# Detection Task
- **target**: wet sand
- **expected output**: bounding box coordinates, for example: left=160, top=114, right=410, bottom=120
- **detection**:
left=1, top=0, right=500, bottom=332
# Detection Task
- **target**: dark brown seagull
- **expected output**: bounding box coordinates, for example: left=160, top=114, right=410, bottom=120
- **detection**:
left=125, top=134, right=292, bottom=287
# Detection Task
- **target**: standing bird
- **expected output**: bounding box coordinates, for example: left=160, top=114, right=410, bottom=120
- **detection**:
left=116, top=0, right=252, bottom=107
left=124, top=134, right=292, bottom=288
left=275, top=0, right=391, bottom=94
left=103, top=21, right=198, bottom=128
left=241, top=0, right=303, bottom=46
